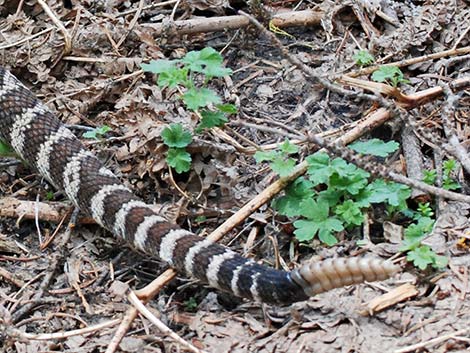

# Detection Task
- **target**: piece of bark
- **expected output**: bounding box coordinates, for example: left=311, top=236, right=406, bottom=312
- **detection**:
left=0, top=197, right=94, bottom=224
left=401, top=126, right=428, bottom=200
left=362, top=283, right=419, bottom=315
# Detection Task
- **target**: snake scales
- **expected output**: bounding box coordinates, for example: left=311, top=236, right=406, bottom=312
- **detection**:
left=0, top=66, right=399, bottom=305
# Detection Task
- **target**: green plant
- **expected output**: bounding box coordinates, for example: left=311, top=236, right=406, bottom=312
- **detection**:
left=293, top=198, right=344, bottom=245
left=416, top=202, right=434, bottom=218
left=259, top=139, right=411, bottom=246
left=45, top=191, right=55, bottom=201
left=364, top=179, right=411, bottom=213
left=195, top=215, right=207, bottom=223
left=422, top=170, right=437, bottom=185
left=258, top=138, right=449, bottom=270
left=142, top=47, right=236, bottom=173
left=184, top=297, right=198, bottom=311
left=371, top=66, right=410, bottom=87
left=161, top=123, right=192, bottom=173
left=442, top=159, right=460, bottom=190
left=82, top=125, right=111, bottom=139
left=353, top=50, right=375, bottom=67
left=400, top=216, right=447, bottom=270
left=423, top=159, right=460, bottom=191
left=254, top=140, right=299, bottom=177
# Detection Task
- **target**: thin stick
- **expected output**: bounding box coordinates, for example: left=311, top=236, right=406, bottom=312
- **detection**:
left=7, top=319, right=120, bottom=340
left=347, top=46, right=470, bottom=78
left=37, top=0, right=72, bottom=54
left=439, top=83, right=470, bottom=174
left=105, top=307, right=140, bottom=353
left=128, top=291, right=207, bottom=353
left=394, top=328, right=470, bottom=353
left=115, top=0, right=144, bottom=49
left=117, top=0, right=178, bottom=17
left=0, top=28, right=53, bottom=50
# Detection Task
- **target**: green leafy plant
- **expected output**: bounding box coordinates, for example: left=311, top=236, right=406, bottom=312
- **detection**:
left=400, top=216, right=447, bottom=270
left=195, top=215, right=207, bottom=223
left=353, top=50, right=375, bottom=67
left=442, top=159, right=460, bottom=190
left=254, top=140, right=299, bottom=177
left=260, top=140, right=447, bottom=269
left=423, top=159, right=460, bottom=191
left=364, top=179, right=411, bottom=213
left=45, top=191, right=55, bottom=201
left=82, top=125, right=111, bottom=139
left=161, top=123, right=192, bottom=148
left=371, top=66, right=410, bottom=87
left=184, top=297, right=198, bottom=311
left=259, top=139, right=412, bottom=246
left=293, top=199, right=344, bottom=245
left=142, top=47, right=235, bottom=131
left=161, top=123, right=192, bottom=173
left=142, top=47, right=236, bottom=173
left=416, top=202, right=434, bottom=218
left=422, top=170, right=437, bottom=185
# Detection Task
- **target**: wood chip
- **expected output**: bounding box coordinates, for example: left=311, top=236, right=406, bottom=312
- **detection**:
left=362, top=283, right=419, bottom=315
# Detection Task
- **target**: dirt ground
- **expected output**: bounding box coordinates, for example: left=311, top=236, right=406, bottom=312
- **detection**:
left=1, top=0, right=470, bottom=352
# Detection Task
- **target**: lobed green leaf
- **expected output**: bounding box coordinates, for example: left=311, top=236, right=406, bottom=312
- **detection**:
left=166, top=148, right=192, bottom=173
left=182, top=87, right=221, bottom=111
left=161, top=123, right=192, bottom=148
left=196, top=110, right=228, bottom=132
left=350, top=138, right=399, bottom=157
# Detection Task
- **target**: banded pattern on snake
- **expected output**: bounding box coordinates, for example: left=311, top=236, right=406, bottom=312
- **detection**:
left=0, top=66, right=399, bottom=305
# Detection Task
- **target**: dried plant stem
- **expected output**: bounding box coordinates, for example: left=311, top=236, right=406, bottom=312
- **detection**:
left=0, top=28, right=54, bottom=50
left=117, top=0, right=178, bottom=16
left=128, top=291, right=206, bottom=353
left=105, top=308, right=140, bottom=353
left=0, top=268, right=25, bottom=288
left=347, top=46, right=470, bottom=78
left=401, top=126, right=426, bottom=199
left=5, top=319, right=120, bottom=341
left=394, top=328, right=470, bottom=353
left=37, top=0, right=72, bottom=54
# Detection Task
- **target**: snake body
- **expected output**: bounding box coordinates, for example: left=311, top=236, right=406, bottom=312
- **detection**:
left=0, top=66, right=399, bottom=304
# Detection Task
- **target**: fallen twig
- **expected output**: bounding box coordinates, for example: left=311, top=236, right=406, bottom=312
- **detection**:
left=5, top=318, right=120, bottom=341
left=394, top=328, right=470, bottom=353
left=347, top=46, right=470, bottom=78
left=128, top=291, right=206, bottom=353
left=440, top=83, right=470, bottom=175
left=139, top=9, right=323, bottom=36
left=0, top=197, right=93, bottom=225
left=37, top=0, right=72, bottom=55
left=339, top=75, right=470, bottom=109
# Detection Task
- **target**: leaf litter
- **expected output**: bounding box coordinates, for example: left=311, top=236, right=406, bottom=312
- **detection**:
left=0, top=0, right=469, bottom=352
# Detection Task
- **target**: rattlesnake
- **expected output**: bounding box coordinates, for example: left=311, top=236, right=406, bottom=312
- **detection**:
left=0, top=66, right=398, bottom=304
